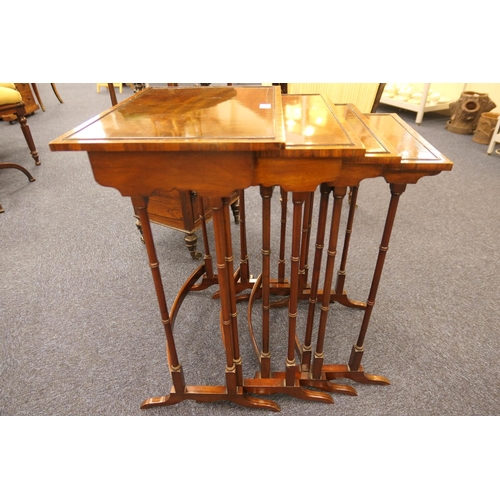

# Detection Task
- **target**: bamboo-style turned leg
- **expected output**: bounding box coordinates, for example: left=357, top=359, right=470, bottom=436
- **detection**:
left=209, top=197, right=239, bottom=393
left=169, top=194, right=215, bottom=327
left=268, top=186, right=361, bottom=310
left=312, top=186, right=347, bottom=379
left=243, top=187, right=339, bottom=404
left=286, top=192, right=307, bottom=386
left=298, top=192, right=314, bottom=291
left=334, top=185, right=366, bottom=309
left=278, top=188, right=288, bottom=283
left=222, top=197, right=243, bottom=385
left=244, top=182, right=334, bottom=404
left=140, top=197, right=279, bottom=412
left=199, top=197, right=214, bottom=279
left=348, top=183, right=407, bottom=372
left=301, top=183, right=332, bottom=371
left=260, top=185, right=274, bottom=377
left=131, top=197, right=186, bottom=397
left=321, top=184, right=406, bottom=386
left=237, top=189, right=250, bottom=285
left=189, top=197, right=218, bottom=292
left=209, top=197, right=280, bottom=410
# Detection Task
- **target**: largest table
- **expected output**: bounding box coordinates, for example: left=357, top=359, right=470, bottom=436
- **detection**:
left=50, top=86, right=452, bottom=411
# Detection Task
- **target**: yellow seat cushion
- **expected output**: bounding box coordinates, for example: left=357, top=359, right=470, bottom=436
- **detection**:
left=0, top=86, right=23, bottom=105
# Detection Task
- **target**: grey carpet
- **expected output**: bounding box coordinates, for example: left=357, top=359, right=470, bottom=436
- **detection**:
left=1, top=84, right=499, bottom=416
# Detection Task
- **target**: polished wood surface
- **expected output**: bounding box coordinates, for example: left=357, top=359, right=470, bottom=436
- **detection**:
left=283, top=94, right=365, bottom=149
left=49, top=86, right=453, bottom=411
left=51, top=86, right=285, bottom=151
left=365, top=113, right=451, bottom=165
left=100, top=85, right=243, bottom=257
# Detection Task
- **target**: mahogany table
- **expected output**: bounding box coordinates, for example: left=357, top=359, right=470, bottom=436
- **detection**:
left=105, top=83, right=240, bottom=258
left=50, top=86, right=452, bottom=411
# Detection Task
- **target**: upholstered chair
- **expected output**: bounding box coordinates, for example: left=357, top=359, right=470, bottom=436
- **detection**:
left=0, top=83, right=39, bottom=212
left=0, top=83, right=40, bottom=166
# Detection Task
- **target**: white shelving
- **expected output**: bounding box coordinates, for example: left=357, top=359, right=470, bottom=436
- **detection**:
left=487, top=114, right=500, bottom=155
left=380, top=83, right=465, bottom=124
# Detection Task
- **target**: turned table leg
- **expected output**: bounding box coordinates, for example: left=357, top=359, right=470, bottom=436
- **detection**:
left=237, top=189, right=250, bottom=284
left=132, top=196, right=186, bottom=401
left=301, top=183, right=332, bottom=370
left=311, top=186, right=347, bottom=379
left=334, top=184, right=366, bottom=309
left=278, top=188, right=288, bottom=284
left=259, top=185, right=274, bottom=377
left=348, top=183, right=407, bottom=372
left=209, top=197, right=240, bottom=393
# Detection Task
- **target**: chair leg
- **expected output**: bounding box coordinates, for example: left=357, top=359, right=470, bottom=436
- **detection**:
left=30, top=83, right=46, bottom=111
left=15, top=111, right=41, bottom=166
left=0, top=162, right=36, bottom=181
left=0, top=162, right=36, bottom=213
left=51, top=84, right=64, bottom=103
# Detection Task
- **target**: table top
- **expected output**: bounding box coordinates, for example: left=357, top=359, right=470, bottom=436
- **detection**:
left=50, top=87, right=367, bottom=157
left=333, top=103, right=453, bottom=172
left=49, top=86, right=452, bottom=195
left=50, top=86, right=287, bottom=152
left=279, top=94, right=366, bottom=157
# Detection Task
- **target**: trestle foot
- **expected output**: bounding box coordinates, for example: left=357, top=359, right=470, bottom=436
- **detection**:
left=259, top=369, right=358, bottom=397
left=246, top=375, right=334, bottom=404
left=140, top=386, right=281, bottom=411
left=300, top=378, right=358, bottom=396
left=331, top=292, right=366, bottom=309
left=323, top=364, right=390, bottom=385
